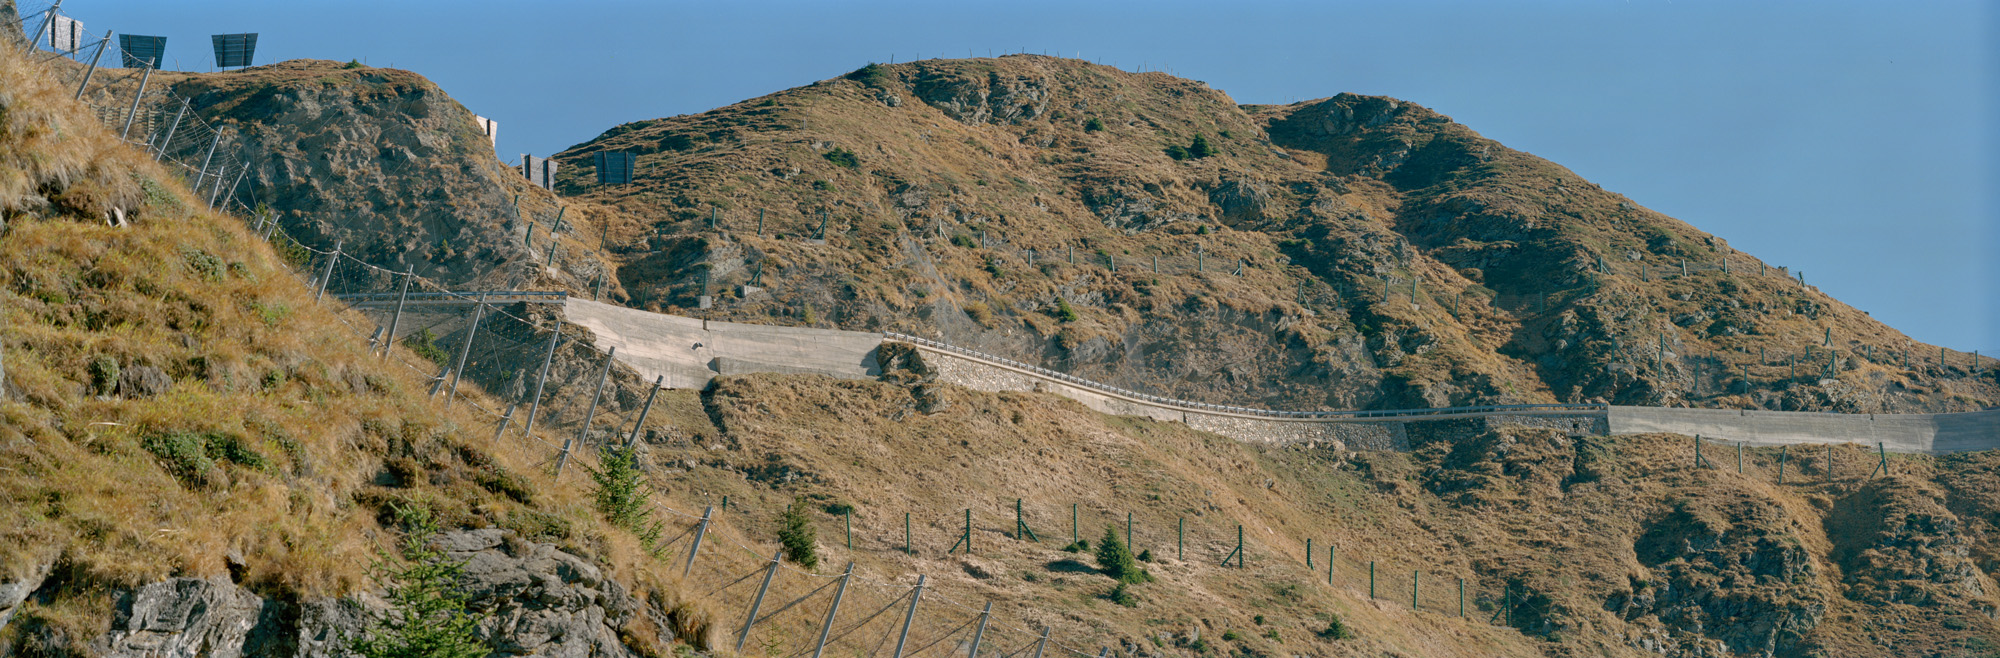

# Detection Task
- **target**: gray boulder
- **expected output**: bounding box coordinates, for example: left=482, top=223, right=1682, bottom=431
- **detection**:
left=117, top=365, right=174, bottom=398
left=0, top=558, right=53, bottom=631
left=95, top=577, right=269, bottom=658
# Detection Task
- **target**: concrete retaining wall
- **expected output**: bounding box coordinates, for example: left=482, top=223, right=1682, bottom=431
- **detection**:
left=551, top=301, right=1995, bottom=454
left=1607, top=406, right=2000, bottom=454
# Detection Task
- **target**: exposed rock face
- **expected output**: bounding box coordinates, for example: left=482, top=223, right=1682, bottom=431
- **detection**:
left=166, top=60, right=540, bottom=290
left=442, top=528, right=646, bottom=658
left=0, top=0, right=23, bottom=47
left=1619, top=500, right=1826, bottom=658
left=96, top=577, right=271, bottom=658
left=1, top=529, right=652, bottom=658
left=116, top=365, right=173, bottom=398
left=913, top=66, right=1052, bottom=125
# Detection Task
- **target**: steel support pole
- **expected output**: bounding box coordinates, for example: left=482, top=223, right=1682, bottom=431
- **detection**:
left=72, top=30, right=110, bottom=100
left=207, top=163, right=231, bottom=208
left=625, top=375, right=665, bottom=448
left=313, top=241, right=342, bottom=302
left=444, top=292, right=488, bottom=405
left=577, top=346, right=619, bottom=446
left=220, top=165, right=250, bottom=212
left=736, top=549, right=784, bottom=652
left=381, top=269, right=412, bottom=360
left=809, top=563, right=855, bottom=658
left=154, top=98, right=187, bottom=161
left=1413, top=570, right=1420, bottom=609
left=890, top=575, right=927, bottom=658
left=120, top=58, right=155, bottom=139
left=554, top=439, right=573, bottom=478
left=1029, top=627, right=1049, bottom=658
left=522, top=332, right=565, bottom=440
left=966, top=601, right=993, bottom=658
left=194, top=131, right=223, bottom=193
left=30, top=2, right=61, bottom=55
left=491, top=404, right=516, bottom=443
left=1369, top=561, right=1375, bottom=599
left=683, top=506, right=714, bottom=578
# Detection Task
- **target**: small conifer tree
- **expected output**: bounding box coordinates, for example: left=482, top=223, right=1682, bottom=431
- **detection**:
left=1095, top=525, right=1143, bottom=583
left=350, top=506, right=491, bottom=658
left=1189, top=133, right=1215, bottom=158
left=779, top=496, right=820, bottom=569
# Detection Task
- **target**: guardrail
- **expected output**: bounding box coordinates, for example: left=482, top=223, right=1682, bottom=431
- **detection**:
left=333, top=290, right=571, bottom=304
left=882, top=332, right=1608, bottom=421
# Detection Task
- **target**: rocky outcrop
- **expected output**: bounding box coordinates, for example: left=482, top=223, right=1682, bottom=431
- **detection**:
left=1615, top=499, right=1826, bottom=657
left=167, top=60, right=538, bottom=290
left=912, top=66, right=1051, bottom=125
left=0, top=529, right=659, bottom=658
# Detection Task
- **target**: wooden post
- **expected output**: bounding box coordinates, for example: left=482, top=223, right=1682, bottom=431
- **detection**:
left=624, top=375, right=665, bottom=448
left=809, top=563, right=855, bottom=658
left=757, top=208, right=765, bottom=236
left=683, top=506, right=714, bottom=577
left=576, top=347, right=619, bottom=448
left=890, top=575, right=927, bottom=658
left=735, top=548, right=785, bottom=652
left=521, top=331, right=564, bottom=440
left=120, top=57, right=155, bottom=139
left=314, top=241, right=343, bottom=302
left=445, top=292, right=490, bottom=406
left=967, top=601, right=994, bottom=658
left=1778, top=445, right=1788, bottom=484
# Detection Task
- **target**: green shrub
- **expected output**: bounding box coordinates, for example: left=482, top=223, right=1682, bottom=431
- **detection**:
left=1095, top=525, right=1149, bottom=583
left=812, top=179, right=834, bottom=191
left=1252, top=615, right=1265, bottom=625
left=779, top=496, right=820, bottom=569
left=1104, top=582, right=1137, bottom=607
left=1220, top=630, right=1241, bottom=642
left=142, top=432, right=217, bottom=487
left=822, top=147, right=859, bottom=169
left=823, top=501, right=854, bottom=516
left=1262, top=629, right=1280, bottom=641
left=405, top=328, right=451, bottom=366
left=1189, top=133, right=1216, bottom=158
left=591, top=445, right=655, bottom=531
left=1084, top=118, right=1105, bottom=132
left=1136, top=549, right=1153, bottom=562
left=1316, top=614, right=1354, bottom=640
left=1164, top=144, right=1190, bottom=160
left=1053, top=297, right=1078, bottom=323
left=951, top=233, right=978, bottom=249
left=845, top=62, right=888, bottom=87
left=1061, top=539, right=1090, bottom=553
left=343, top=59, right=364, bottom=69
left=1187, top=638, right=1209, bottom=653
left=88, top=356, right=119, bottom=395
left=349, top=506, right=492, bottom=658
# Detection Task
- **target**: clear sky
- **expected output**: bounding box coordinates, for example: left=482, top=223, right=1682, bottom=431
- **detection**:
left=35, top=0, right=1998, bottom=355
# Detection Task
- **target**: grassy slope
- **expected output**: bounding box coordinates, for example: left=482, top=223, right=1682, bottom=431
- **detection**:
left=631, top=372, right=2000, bottom=658
left=0, top=45, right=696, bottom=656
left=549, top=55, right=1995, bottom=414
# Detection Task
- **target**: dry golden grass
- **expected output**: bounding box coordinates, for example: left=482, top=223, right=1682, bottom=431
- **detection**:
left=0, top=40, right=714, bottom=655
left=615, top=371, right=2000, bottom=658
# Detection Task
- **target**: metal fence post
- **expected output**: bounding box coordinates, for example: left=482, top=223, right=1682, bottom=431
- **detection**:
left=381, top=269, right=412, bottom=360
left=313, top=241, right=342, bottom=302
left=577, top=346, right=618, bottom=445
left=1778, top=445, right=1787, bottom=484
left=1029, top=627, right=1049, bottom=658
left=553, top=439, right=573, bottom=479
left=154, top=98, right=187, bottom=160
left=1177, top=517, right=1184, bottom=560
left=625, top=375, right=664, bottom=448
left=1458, top=578, right=1465, bottom=618
left=194, top=131, right=223, bottom=193
left=890, top=575, right=927, bottom=658
left=522, top=331, right=565, bottom=440
left=72, top=30, right=110, bottom=99
left=966, top=601, right=993, bottom=658
left=221, top=165, right=250, bottom=211
left=1306, top=538, right=1312, bottom=569
left=1413, top=570, right=1420, bottom=609
left=809, top=563, right=855, bottom=658
left=120, top=58, right=155, bottom=139
left=30, top=2, right=62, bottom=55
left=1125, top=511, right=1132, bottom=551
left=445, top=292, right=489, bottom=405
left=491, top=403, right=516, bottom=443
left=1369, top=561, right=1375, bottom=599
left=735, top=548, right=784, bottom=652
left=1327, top=545, right=1334, bottom=584
left=683, top=505, right=714, bottom=578
left=905, top=512, right=912, bottom=555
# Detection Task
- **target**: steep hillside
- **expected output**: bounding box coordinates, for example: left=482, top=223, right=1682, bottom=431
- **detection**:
left=548, top=55, right=1995, bottom=414
left=143, top=59, right=615, bottom=296
left=0, top=42, right=705, bottom=656
left=623, top=369, right=2000, bottom=658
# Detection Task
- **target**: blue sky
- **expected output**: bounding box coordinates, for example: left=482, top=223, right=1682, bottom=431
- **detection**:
left=36, top=0, right=1998, bottom=354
